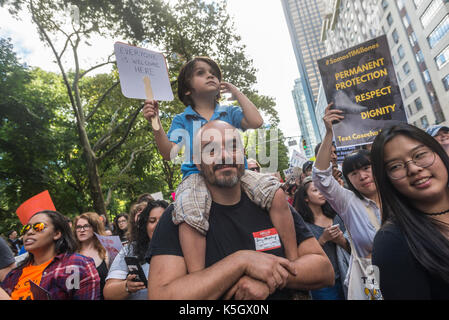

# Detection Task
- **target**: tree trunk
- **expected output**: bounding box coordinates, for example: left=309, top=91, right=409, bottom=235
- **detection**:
left=76, top=116, right=107, bottom=217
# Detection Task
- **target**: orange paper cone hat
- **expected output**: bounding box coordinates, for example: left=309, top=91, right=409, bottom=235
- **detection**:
left=16, top=190, right=56, bottom=225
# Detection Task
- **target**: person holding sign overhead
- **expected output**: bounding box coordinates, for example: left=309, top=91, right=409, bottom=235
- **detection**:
left=312, top=103, right=383, bottom=300
left=142, top=56, right=299, bottom=275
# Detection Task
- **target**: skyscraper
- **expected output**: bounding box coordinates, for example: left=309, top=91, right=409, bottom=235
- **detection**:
left=292, top=78, right=319, bottom=158
left=281, top=0, right=328, bottom=104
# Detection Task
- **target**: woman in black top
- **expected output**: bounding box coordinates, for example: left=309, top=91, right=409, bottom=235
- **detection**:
left=294, top=177, right=351, bottom=300
left=371, top=123, right=449, bottom=299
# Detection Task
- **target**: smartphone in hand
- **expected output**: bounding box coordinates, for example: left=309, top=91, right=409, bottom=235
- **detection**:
left=124, top=256, right=148, bottom=288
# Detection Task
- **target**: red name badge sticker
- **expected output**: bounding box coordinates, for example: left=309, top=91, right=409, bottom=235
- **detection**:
left=252, top=228, right=282, bottom=252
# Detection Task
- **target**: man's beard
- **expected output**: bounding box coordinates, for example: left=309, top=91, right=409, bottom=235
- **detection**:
left=200, top=163, right=245, bottom=188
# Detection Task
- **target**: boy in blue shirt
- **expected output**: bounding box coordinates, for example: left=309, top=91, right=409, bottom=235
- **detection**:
left=142, top=57, right=298, bottom=273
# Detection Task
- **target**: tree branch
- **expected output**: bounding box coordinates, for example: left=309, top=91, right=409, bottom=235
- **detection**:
left=96, top=105, right=143, bottom=162
left=104, top=141, right=152, bottom=207
left=86, top=81, right=120, bottom=121
left=79, top=54, right=115, bottom=80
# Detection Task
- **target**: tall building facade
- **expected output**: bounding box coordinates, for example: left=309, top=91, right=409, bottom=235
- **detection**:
left=380, top=0, right=448, bottom=128
left=281, top=0, right=327, bottom=151
left=292, top=78, right=319, bottom=158
left=315, top=0, right=448, bottom=138
left=281, top=0, right=328, bottom=103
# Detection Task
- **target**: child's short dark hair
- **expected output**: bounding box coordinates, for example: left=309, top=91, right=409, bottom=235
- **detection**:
left=177, top=57, right=222, bottom=107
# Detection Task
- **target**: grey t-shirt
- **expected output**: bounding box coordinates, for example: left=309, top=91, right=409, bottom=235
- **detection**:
left=0, top=237, right=15, bottom=269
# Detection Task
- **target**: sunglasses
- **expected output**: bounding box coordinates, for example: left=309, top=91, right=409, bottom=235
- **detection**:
left=21, top=222, right=46, bottom=236
left=249, top=167, right=260, bottom=172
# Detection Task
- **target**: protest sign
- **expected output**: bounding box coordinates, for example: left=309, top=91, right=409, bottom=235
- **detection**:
left=317, top=35, right=406, bottom=148
left=150, top=191, right=164, bottom=201
left=95, top=233, right=123, bottom=267
left=114, top=42, right=174, bottom=130
left=289, top=149, right=308, bottom=168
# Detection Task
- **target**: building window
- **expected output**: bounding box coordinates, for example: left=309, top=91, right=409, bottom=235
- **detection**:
left=422, top=69, right=431, bottom=83
left=403, top=62, right=411, bottom=75
left=427, top=15, right=449, bottom=48
left=415, top=97, right=423, bottom=111
left=392, top=29, right=399, bottom=43
left=402, top=87, right=408, bottom=99
left=435, top=44, right=449, bottom=69
left=420, top=115, right=429, bottom=129
left=407, top=104, right=414, bottom=116
left=409, top=79, right=417, bottom=93
left=402, top=13, right=411, bottom=28
left=421, top=0, right=444, bottom=29
left=409, top=32, right=418, bottom=47
left=382, top=0, right=388, bottom=10
left=416, top=50, right=425, bottom=63
left=398, top=45, right=405, bottom=60
left=443, top=74, right=449, bottom=90
left=387, top=13, right=393, bottom=26
left=414, top=0, right=425, bottom=8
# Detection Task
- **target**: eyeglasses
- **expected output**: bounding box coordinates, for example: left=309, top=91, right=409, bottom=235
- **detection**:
left=75, top=224, right=92, bottom=232
left=386, top=147, right=436, bottom=180
left=249, top=167, right=260, bottom=172
left=21, top=222, right=46, bottom=236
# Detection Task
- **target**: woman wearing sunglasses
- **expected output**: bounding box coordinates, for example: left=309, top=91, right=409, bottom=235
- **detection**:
left=0, top=210, right=100, bottom=300
left=104, top=200, right=168, bottom=300
left=74, top=212, right=109, bottom=300
left=371, top=123, right=449, bottom=299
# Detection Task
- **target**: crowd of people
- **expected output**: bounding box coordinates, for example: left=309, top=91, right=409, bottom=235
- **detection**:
left=1, top=55, right=449, bottom=301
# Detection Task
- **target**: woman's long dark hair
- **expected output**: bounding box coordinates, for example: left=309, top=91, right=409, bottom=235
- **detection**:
left=294, top=180, right=337, bottom=224
left=113, top=213, right=129, bottom=241
left=127, top=200, right=168, bottom=264
left=18, top=210, right=77, bottom=268
left=371, top=123, right=449, bottom=283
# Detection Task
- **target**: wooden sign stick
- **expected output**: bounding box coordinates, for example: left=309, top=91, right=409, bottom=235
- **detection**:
left=143, top=76, right=160, bottom=131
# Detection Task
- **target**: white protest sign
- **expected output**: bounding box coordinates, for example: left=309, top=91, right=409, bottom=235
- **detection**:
left=290, top=149, right=308, bottom=168
left=114, top=42, right=174, bottom=101
left=150, top=191, right=164, bottom=201
left=94, top=233, right=123, bottom=268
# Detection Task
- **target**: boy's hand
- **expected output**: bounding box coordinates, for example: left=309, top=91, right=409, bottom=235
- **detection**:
left=220, top=82, right=240, bottom=100
left=142, top=99, right=159, bottom=123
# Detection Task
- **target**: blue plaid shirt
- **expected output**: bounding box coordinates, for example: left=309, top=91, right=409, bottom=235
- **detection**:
left=1, top=253, right=100, bottom=300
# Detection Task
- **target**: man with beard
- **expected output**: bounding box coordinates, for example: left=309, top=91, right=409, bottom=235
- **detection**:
left=146, top=120, right=334, bottom=300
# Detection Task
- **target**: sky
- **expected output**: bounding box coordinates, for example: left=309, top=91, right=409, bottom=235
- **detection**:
left=0, top=1, right=302, bottom=155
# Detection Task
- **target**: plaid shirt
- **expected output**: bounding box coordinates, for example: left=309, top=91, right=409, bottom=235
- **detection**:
left=1, top=253, right=100, bottom=300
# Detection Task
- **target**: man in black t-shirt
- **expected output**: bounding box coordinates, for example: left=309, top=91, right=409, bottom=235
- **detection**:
left=146, top=121, right=334, bottom=300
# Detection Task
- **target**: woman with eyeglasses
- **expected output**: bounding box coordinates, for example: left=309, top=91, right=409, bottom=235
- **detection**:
left=370, top=123, right=449, bottom=299
left=312, top=104, right=382, bottom=299
left=104, top=200, right=168, bottom=300
left=0, top=210, right=100, bottom=300
left=74, top=212, right=109, bottom=300
left=113, top=213, right=129, bottom=244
